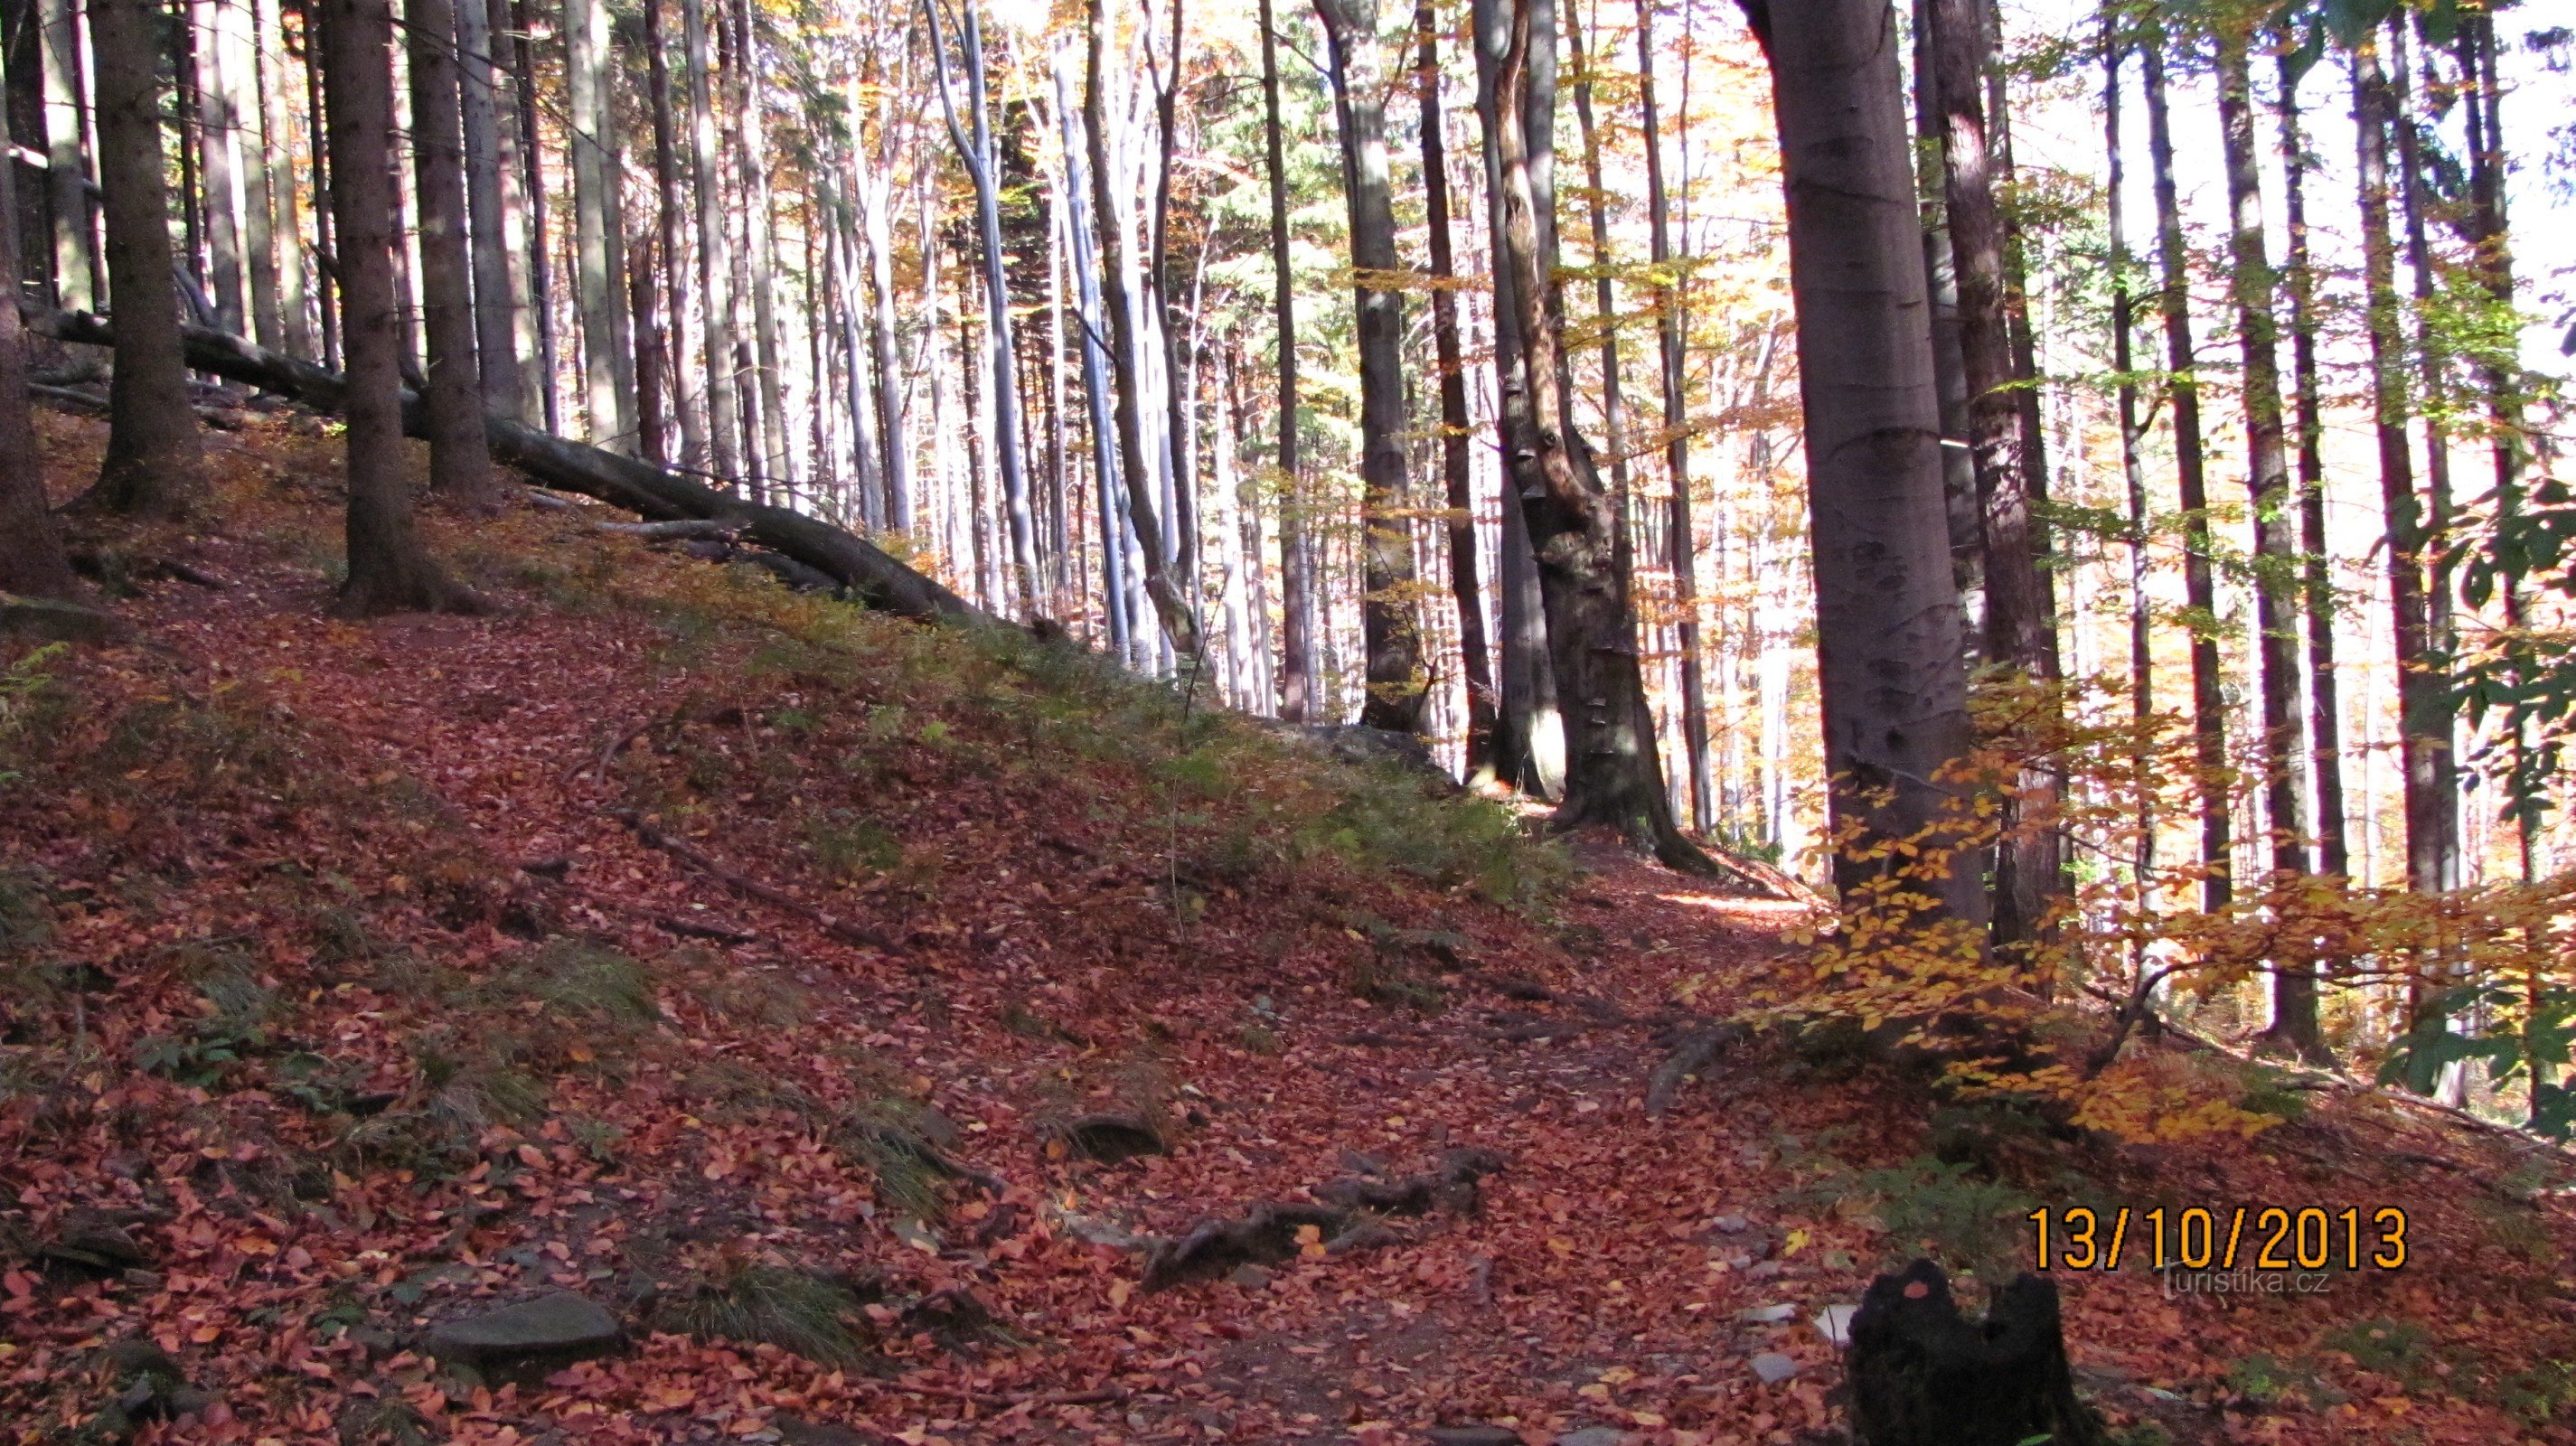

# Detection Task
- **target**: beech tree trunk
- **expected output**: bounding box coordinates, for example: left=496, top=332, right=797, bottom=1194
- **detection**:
left=1258, top=0, right=1315, bottom=720
left=318, top=0, right=475, bottom=615
left=1738, top=0, right=1980, bottom=918
left=407, top=0, right=497, bottom=500
left=1492, top=0, right=1701, bottom=870
left=641, top=0, right=702, bottom=471
left=926, top=0, right=1038, bottom=615
left=0, top=50, right=87, bottom=605
left=682, top=0, right=738, bottom=483
left=38, top=0, right=99, bottom=312
left=1085, top=0, right=1196, bottom=657
left=2275, top=52, right=2347, bottom=883
left=2103, top=30, right=2152, bottom=884
left=453, top=0, right=517, bottom=410
left=1316, top=0, right=1426, bottom=733
left=259, top=0, right=313, bottom=356
left=564, top=0, right=634, bottom=451
left=1416, top=3, right=1496, bottom=778
left=2142, top=36, right=2231, bottom=915
left=1908, top=0, right=1980, bottom=604
left=1637, top=0, right=1711, bottom=834
left=193, top=0, right=248, bottom=334
left=2216, top=28, right=2321, bottom=1063
left=85, top=0, right=207, bottom=518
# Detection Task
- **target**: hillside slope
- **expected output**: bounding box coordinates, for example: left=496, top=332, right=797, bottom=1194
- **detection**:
left=5, top=412, right=2574, bottom=1446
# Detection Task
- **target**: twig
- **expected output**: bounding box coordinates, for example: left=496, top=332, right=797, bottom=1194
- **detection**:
left=653, top=913, right=758, bottom=944
left=892, top=1382, right=1129, bottom=1410
left=613, top=809, right=905, bottom=954
left=563, top=717, right=657, bottom=784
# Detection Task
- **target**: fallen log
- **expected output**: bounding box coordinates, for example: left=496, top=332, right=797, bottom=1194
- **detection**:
left=23, top=305, right=983, bottom=628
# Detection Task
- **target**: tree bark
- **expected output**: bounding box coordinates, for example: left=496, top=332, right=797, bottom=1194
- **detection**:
left=1084, top=0, right=1197, bottom=657
left=230, top=0, right=281, bottom=349
left=728, top=0, right=795, bottom=501
left=1257, top=0, right=1314, bottom=720
left=38, top=0, right=99, bottom=312
left=259, top=0, right=314, bottom=355
left=0, top=48, right=89, bottom=605
left=84, top=0, right=207, bottom=518
left=1416, top=3, right=1496, bottom=778
left=926, top=0, right=1038, bottom=615
left=193, top=0, right=248, bottom=334
left=564, top=0, right=633, bottom=452
left=406, top=0, right=497, bottom=501
left=2275, top=49, right=2346, bottom=882
left=2141, top=35, right=2231, bottom=915
left=639, top=0, right=700, bottom=469
left=2103, top=28, right=2151, bottom=887
left=1492, top=0, right=1701, bottom=871
left=2215, top=27, right=2321, bottom=1062
left=452, top=0, right=517, bottom=411
left=1738, top=0, right=1980, bottom=918
left=1929, top=0, right=2060, bottom=953
left=1313, top=0, right=1425, bottom=732
left=1636, top=0, right=1711, bottom=834
left=317, top=0, right=475, bottom=615
left=681, top=0, right=738, bottom=482
left=1908, top=0, right=1980, bottom=606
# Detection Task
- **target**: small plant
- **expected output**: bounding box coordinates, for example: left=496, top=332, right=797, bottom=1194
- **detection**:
left=653, top=1259, right=871, bottom=1368
left=2320, top=1318, right=2434, bottom=1388
left=1850, top=1155, right=2035, bottom=1283
left=504, top=940, right=660, bottom=1026
left=805, top=810, right=905, bottom=878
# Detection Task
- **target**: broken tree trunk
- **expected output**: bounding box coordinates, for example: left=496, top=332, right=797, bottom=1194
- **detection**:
left=20, top=305, right=983, bottom=627
left=1846, top=1259, right=2105, bottom=1446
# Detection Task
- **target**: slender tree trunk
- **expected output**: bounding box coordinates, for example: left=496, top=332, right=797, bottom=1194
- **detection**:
left=1471, top=0, right=1562, bottom=799
left=2275, top=51, right=2346, bottom=882
left=452, top=0, right=515, bottom=407
left=641, top=0, right=702, bottom=470
left=1086, top=0, right=1196, bottom=655
left=260, top=0, right=313, bottom=354
left=1737, top=0, right=1980, bottom=918
left=1636, top=0, right=1711, bottom=833
left=85, top=0, right=207, bottom=518
left=1909, top=0, right=1980, bottom=603
left=0, top=50, right=89, bottom=605
left=406, top=0, right=496, bottom=500
left=193, top=0, right=247, bottom=333
left=2215, top=27, right=2322, bottom=1061
left=319, top=0, right=473, bottom=615
left=2104, top=30, right=2151, bottom=887
left=1258, top=0, right=1314, bottom=719
left=2391, top=17, right=2459, bottom=901
left=1149, top=0, right=1199, bottom=633
left=729, top=0, right=794, bottom=499
left=1057, top=45, right=1127, bottom=654
left=2142, top=35, right=2231, bottom=915
left=39, top=0, right=99, bottom=311
left=1417, top=3, right=1496, bottom=777
left=1314, top=0, right=1425, bottom=731
left=926, top=0, right=1037, bottom=614
left=682, top=0, right=737, bottom=480
left=564, top=0, right=631, bottom=450
left=1492, top=0, right=1701, bottom=870
left=230, top=0, right=281, bottom=347
left=500, top=0, right=546, bottom=421
left=1930, top=0, right=2060, bottom=952
left=2352, top=37, right=2456, bottom=897
left=308, top=17, right=341, bottom=369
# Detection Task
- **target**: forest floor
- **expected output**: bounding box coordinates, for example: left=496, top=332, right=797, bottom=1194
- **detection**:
left=6, top=409, right=2576, bottom=1446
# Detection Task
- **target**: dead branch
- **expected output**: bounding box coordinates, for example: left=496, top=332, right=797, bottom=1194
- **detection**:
left=613, top=809, right=905, bottom=954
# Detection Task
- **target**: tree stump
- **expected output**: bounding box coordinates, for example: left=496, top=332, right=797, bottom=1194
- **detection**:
left=1845, top=1259, right=2105, bottom=1446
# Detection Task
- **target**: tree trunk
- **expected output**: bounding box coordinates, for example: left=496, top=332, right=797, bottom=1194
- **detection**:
left=728, top=0, right=794, bottom=500
left=193, top=0, right=247, bottom=333
left=500, top=0, right=547, bottom=422
left=564, top=0, right=632, bottom=451
left=84, top=0, right=207, bottom=518
left=1929, top=0, right=2059, bottom=953
left=1471, top=0, right=1562, bottom=800
left=1492, top=0, right=1701, bottom=870
left=926, top=0, right=1038, bottom=615
left=0, top=52, right=88, bottom=605
left=2353, top=33, right=2459, bottom=1065
left=2215, top=28, right=2321, bottom=1062
left=38, top=0, right=99, bottom=312
left=682, top=0, right=737, bottom=482
left=1313, top=0, right=1424, bottom=732
left=452, top=0, right=516, bottom=409
left=1085, top=0, right=1196, bottom=657
left=230, top=0, right=281, bottom=348
left=1636, top=0, right=1711, bottom=834
left=641, top=0, right=700, bottom=469
left=2141, top=36, right=2231, bottom=915
left=1908, top=0, right=1980, bottom=605
left=406, top=0, right=496, bottom=501
left=1257, top=0, right=1314, bottom=720
left=1737, top=0, right=1980, bottom=917
left=2275, top=50, right=2346, bottom=882
left=1416, top=3, right=1496, bottom=779
left=2389, top=24, right=2457, bottom=911
left=1056, top=44, right=1128, bottom=654
left=259, top=0, right=313, bottom=355
left=2103, top=29, right=2151, bottom=887
left=318, top=0, right=475, bottom=615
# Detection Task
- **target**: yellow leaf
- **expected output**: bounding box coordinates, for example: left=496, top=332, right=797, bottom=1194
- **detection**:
left=1783, top=1228, right=1810, bottom=1255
